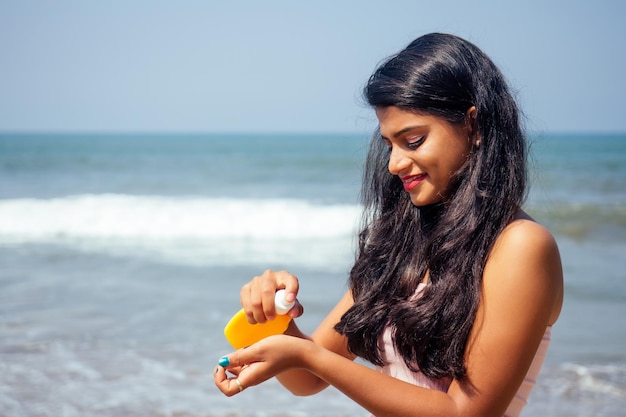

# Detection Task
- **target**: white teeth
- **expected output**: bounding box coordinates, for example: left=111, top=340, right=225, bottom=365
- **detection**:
left=403, top=174, right=425, bottom=183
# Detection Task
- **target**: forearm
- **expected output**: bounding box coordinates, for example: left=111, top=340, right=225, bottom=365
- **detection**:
left=275, top=321, right=330, bottom=395
left=302, top=342, right=460, bottom=417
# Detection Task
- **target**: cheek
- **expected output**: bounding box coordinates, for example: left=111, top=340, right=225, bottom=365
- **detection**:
left=430, top=148, right=470, bottom=190
left=451, top=152, right=470, bottom=173
left=444, top=140, right=472, bottom=172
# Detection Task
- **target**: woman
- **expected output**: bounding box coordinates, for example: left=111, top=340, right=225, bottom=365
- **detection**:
left=214, top=33, right=563, bottom=417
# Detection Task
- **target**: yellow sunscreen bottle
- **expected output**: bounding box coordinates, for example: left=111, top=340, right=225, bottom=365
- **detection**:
left=223, top=289, right=295, bottom=349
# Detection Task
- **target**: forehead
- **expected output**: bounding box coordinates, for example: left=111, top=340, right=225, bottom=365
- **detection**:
left=375, top=106, right=437, bottom=137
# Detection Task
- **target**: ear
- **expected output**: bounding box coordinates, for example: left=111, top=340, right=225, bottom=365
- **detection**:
left=465, top=106, right=481, bottom=146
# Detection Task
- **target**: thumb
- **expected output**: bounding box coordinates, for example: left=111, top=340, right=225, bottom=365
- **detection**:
left=288, top=300, right=304, bottom=319
left=217, top=348, right=248, bottom=369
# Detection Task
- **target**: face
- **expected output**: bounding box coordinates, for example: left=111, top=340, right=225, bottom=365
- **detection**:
left=376, top=106, right=473, bottom=207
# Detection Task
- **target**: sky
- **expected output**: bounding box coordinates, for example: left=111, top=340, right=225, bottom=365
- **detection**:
left=1, top=0, right=625, bottom=134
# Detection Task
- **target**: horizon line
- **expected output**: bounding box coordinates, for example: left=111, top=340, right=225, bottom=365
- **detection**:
left=1, top=129, right=626, bottom=136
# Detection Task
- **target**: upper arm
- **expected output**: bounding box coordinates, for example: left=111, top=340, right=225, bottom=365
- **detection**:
left=447, top=220, right=564, bottom=416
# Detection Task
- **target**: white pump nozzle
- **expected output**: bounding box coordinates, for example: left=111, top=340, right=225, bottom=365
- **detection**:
left=274, top=289, right=295, bottom=315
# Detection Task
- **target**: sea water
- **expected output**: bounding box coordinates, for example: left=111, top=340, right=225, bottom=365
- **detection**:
left=0, top=132, right=624, bottom=416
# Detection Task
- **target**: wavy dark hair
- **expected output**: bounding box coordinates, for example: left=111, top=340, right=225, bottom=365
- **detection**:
left=334, top=33, right=527, bottom=381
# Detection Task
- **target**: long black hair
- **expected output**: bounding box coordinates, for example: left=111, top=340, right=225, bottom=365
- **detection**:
left=334, top=33, right=527, bottom=380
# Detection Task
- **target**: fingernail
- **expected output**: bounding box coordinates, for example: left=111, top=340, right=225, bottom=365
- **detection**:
left=218, top=356, right=230, bottom=367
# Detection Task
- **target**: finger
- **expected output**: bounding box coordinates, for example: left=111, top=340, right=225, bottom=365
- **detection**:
left=249, top=274, right=271, bottom=323
left=228, top=360, right=253, bottom=377
left=217, top=350, right=242, bottom=370
left=213, top=365, right=232, bottom=395
left=233, top=376, right=245, bottom=394
left=280, top=272, right=300, bottom=304
left=240, top=282, right=258, bottom=325
left=246, top=270, right=299, bottom=323
left=288, top=300, right=304, bottom=319
left=260, top=272, right=279, bottom=321
left=214, top=365, right=246, bottom=397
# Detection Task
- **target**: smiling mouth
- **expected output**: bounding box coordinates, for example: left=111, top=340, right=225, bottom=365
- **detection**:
left=400, top=174, right=427, bottom=191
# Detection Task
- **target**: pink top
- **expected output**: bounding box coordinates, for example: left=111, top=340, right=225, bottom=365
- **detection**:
left=374, top=284, right=551, bottom=417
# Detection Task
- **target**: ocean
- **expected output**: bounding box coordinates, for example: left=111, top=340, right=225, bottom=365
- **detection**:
left=0, top=132, right=624, bottom=417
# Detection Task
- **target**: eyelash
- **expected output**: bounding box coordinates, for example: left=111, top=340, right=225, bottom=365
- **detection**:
left=407, top=136, right=425, bottom=149
left=382, top=135, right=425, bottom=151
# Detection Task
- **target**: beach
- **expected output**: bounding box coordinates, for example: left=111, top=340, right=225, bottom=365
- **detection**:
left=0, top=132, right=624, bottom=416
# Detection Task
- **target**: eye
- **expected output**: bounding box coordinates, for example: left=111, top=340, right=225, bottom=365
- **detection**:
left=407, top=135, right=425, bottom=149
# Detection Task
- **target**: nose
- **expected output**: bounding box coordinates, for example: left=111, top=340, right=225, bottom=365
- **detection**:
left=387, top=146, right=412, bottom=176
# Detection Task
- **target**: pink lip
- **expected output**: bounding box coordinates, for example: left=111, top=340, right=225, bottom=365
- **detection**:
left=400, top=174, right=427, bottom=191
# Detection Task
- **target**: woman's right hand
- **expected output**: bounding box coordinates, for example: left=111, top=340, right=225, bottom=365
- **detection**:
left=240, top=269, right=303, bottom=324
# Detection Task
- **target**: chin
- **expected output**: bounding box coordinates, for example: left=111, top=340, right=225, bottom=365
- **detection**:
left=410, top=199, right=424, bottom=207
left=410, top=195, right=444, bottom=208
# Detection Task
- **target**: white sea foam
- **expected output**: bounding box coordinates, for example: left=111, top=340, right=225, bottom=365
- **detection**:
left=0, top=194, right=361, bottom=270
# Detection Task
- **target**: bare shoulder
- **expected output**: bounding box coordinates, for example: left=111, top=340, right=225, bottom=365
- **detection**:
left=490, top=212, right=562, bottom=277
left=483, top=211, right=564, bottom=325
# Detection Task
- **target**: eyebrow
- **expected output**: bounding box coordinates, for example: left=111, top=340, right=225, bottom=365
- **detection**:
left=380, top=125, right=427, bottom=140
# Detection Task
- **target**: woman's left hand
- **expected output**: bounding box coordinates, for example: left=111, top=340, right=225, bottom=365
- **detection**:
left=214, top=334, right=312, bottom=396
